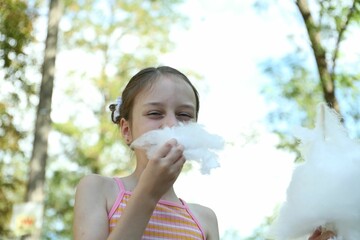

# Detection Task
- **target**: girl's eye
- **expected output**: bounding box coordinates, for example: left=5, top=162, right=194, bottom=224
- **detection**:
left=148, top=111, right=161, bottom=115
left=147, top=111, right=163, bottom=118
left=177, top=112, right=194, bottom=121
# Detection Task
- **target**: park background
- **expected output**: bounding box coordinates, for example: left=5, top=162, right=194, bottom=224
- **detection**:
left=1, top=0, right=360, bottom=239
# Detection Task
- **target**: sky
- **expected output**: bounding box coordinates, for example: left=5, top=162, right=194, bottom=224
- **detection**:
left=158, top=0, right=300, bottom=238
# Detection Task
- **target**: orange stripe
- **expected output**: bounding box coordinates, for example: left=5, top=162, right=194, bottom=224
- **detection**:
left=109, top=193, right=203, bottom=239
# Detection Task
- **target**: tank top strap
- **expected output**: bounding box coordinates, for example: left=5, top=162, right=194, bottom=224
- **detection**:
left=179, top=198, right=207, bottom=240
left=108, top=177, right=126, bottom=219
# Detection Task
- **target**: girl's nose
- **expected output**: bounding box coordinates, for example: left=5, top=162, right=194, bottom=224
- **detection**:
left=162, top=114, right=178, bottom=128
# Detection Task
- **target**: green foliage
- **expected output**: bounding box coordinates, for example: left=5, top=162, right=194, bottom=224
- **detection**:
left=0, top=0, right=35, bottom=154
left=42, top=169, right=80, bottom=239
left=1, top=0, right=188, bottom=239
left=249, top=0, right=360, bottom=238
left=42, top=0, right=188, bottom=238
left=243, top=205, right=280, bottom=240
left=0, top=0, right=37, bottom=98
left=259, top=0, right=360, bottom=157
left=0, top=103, right=25, bottom=154
left=0, top=0, right=33, bottom=68
left=0, top=164, right=26, bottom=237
left=49, top=0, right=188, bottom=175
left=0, top=0, right=36, bottom=237
left=260, top=53, right=323, bottom=160
left=221, top=229, right=243, bottom=239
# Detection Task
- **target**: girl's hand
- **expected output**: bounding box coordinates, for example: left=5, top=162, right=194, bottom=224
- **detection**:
left=308, top=227, right=336, bottom=240
left=106, top=139, right=186, bottom=240
left=139, top=138, right=185, bottom=199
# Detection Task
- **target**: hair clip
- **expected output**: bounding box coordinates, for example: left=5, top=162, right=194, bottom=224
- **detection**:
left=109, top=97, right=122, bottom=123
left=114, top=97, right=122, bottom=120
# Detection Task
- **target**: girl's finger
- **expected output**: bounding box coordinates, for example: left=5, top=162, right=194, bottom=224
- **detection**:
left=308, top=227, right=322, bottom=240
left=151, top=139, right=177, bottom=159
left=320, top=230, right=336, bottom=240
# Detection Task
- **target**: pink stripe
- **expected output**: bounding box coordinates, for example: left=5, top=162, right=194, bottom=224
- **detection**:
left=108, top=180, right=206, bottom=239
left=147, top=220, right=202, bottom=234
left=157, top=198, right=187, bottom=208
left=144, top=227, right=203, bottom=239
left=152, top=210, right=193, bottom=223
left=108, top=177, right=125, bottom=219
left=180, top=199, right=207, bottom=240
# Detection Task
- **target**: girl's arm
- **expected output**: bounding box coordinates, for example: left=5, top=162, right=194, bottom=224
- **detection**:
left=73, top=173, right=157, bottom=240
left=108, top=139, right=186, bottom=240
left=190, top=204, right=220, bottom=240
left=73, top=174, right=110, bottom=240
left=206, top=208, right=219, bottom=240
left=73, top=139, right=185, bottom=240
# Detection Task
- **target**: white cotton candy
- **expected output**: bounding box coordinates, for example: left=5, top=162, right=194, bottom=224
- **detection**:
left=130, top=122, right=225, bottom=174
left=269, top=103, right=360, bottom=240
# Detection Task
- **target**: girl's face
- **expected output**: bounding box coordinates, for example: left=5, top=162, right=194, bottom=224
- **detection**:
left=121, top=75, right=197, bottom=144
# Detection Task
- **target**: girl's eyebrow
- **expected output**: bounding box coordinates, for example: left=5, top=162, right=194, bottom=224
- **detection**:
left=144, top=102, right=195, bottom=110
left=143, top=102, right=163, bottom=107
left=179, top=105, right=196, bottom=111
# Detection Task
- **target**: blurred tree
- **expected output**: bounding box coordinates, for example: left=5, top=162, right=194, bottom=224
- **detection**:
left=22, top=0, right=63, bottom=239
left=243, top=206, right=280, bottom=240
left=0, top=0, right=36, bottom=237
left=221, top=229, right=243, bottom=239
left=1, top=0, right=188, bottom=239
left=245, top=0, right=360, bottom=239
left=258, top=0, right=360, bottom=160
left=41, top=0, right=188, bottom=239
left=53, top=0, right=188, bottom=173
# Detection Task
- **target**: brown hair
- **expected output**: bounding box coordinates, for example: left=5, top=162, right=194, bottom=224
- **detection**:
left=109, top=66, right=200, bottom=124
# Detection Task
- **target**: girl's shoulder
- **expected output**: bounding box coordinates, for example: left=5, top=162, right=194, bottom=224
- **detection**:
left=77, top=174, right=114, bottom=189
left=74, top=174, right=119, bottom=239
left=76, top=174, right=119, bottom=201
left=187, top=203, right=217, bottom=220
left=75, top=174, right=120, bottom=212
left=187, top=203, right=219, bottom=240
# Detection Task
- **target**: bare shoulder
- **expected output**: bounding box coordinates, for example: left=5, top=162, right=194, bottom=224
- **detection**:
left=75, top=174, right=119, bottom=207
left=188, top=203, right=219, bottom=240
left=73, top=174, right=117, bottom=240
left=188, top=203, right=217, bottom=219
left=76, top=173, right=113, bottom=189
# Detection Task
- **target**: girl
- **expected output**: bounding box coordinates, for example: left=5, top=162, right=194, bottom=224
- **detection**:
left=73, top=66, right=219, bottom=240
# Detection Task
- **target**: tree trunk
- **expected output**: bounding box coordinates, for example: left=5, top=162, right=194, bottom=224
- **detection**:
left=295, top=0, right=340, bottom=112
left=23, top=0, right=62, bottom=239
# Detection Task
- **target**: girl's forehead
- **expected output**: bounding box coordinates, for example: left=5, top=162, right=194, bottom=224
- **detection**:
left=139, top=76, right=195, bottom=99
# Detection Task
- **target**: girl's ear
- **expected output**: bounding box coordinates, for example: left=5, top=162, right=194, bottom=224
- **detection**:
left=120, top=118, right=132, bottom=145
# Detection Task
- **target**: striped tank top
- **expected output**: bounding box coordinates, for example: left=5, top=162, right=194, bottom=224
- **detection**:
left=108, top=177, right=206, bottom=239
